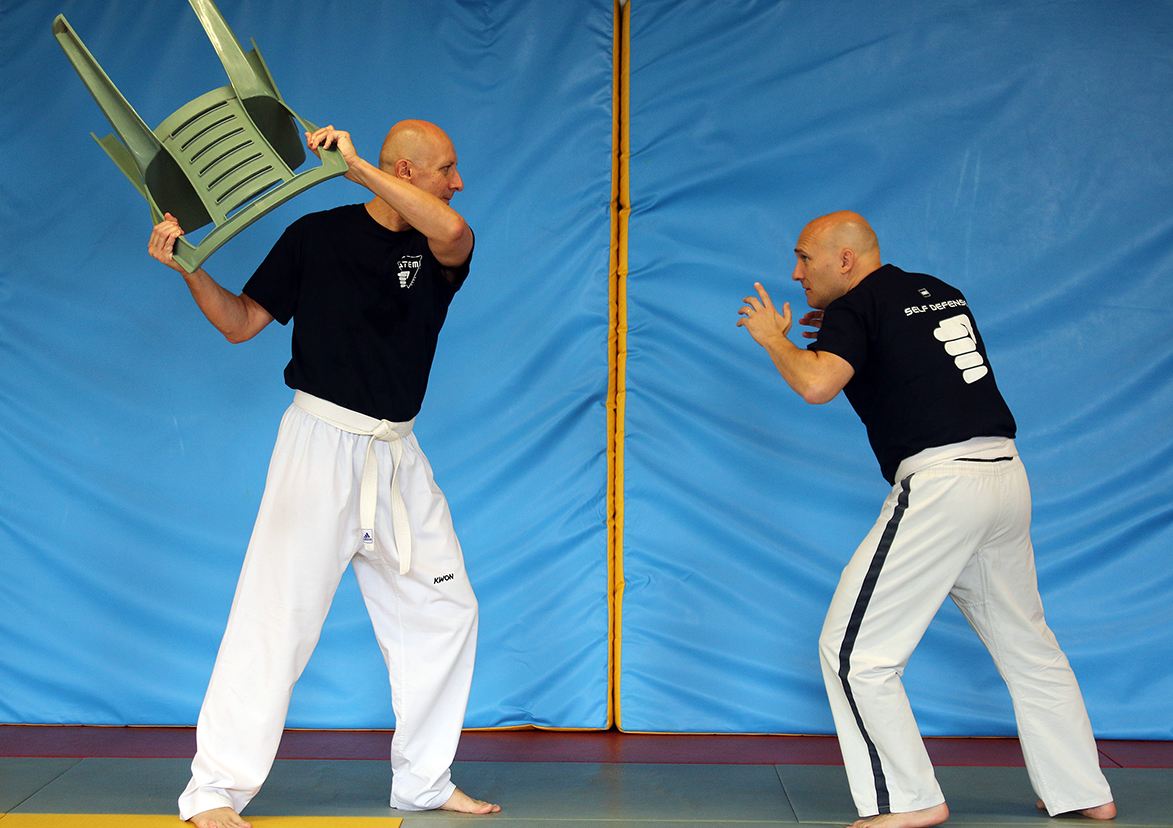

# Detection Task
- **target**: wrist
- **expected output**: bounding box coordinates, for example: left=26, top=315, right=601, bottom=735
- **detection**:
left=764, top=328, right=794, bottom=350
left=345, top=154, right=375, bottom=185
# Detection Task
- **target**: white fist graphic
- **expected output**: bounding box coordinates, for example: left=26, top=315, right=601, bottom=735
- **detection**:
left=934, top=314, right=989, bottom=383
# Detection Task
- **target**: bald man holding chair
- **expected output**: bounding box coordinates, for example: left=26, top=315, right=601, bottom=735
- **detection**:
left=150, top=121, right=500, bottom=828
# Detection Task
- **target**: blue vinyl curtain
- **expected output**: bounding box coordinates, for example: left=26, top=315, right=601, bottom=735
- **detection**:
left=0, top=0, right=615, bottom=729
left=2, top=0, right=1171, bottom=740
left=618, top=0, right=1173, bottom=738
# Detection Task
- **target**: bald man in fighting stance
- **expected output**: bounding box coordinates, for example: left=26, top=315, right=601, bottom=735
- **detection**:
left=150, top=121, right=500, bottom=828
left=737, top=212, right=1115, bottom=828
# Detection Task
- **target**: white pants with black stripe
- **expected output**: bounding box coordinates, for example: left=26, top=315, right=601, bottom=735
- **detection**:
left=819, top=437, right=1112, bottom=818
left=178, top=398, right=478, bottom=819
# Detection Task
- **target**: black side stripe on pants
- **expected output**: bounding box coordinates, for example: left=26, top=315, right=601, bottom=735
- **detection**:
left=836, top=475, right=913, bottom=815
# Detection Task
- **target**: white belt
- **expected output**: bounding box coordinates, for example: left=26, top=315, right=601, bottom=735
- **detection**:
left=895, top=436, right=1016, bottom=482
left=293, top=390, right=415, bottom=574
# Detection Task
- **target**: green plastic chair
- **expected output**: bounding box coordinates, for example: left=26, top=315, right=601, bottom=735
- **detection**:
left=53, top=0, right=348, bottom=272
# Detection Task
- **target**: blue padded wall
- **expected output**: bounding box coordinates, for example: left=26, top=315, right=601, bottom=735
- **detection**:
left=619, top=0, right=1173, bottom=737
left=0, top=0, right=615, bottom=728
left=3, top=0, right=1171, bottom=740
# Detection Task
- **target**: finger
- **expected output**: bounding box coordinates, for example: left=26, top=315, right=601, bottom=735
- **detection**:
left=798, top=311, right=822, bottom=328
left=149, top=227, right=173, bottom=254
left=754, top=282, right=774, bottom=309
left=148, top=233, right=173, bottom=261
left=154, top=224, right=181, bottom=246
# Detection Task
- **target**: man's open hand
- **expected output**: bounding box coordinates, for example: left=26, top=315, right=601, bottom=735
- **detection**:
left=737, top=282, right=793, bottom=348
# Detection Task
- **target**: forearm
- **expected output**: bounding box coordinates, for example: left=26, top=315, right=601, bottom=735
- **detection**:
left=348, top=157, right=468, bottom=246
left=760, top=334, right=843, bottom=404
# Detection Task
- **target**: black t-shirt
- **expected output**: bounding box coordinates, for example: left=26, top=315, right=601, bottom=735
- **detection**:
left=809, top=264, right=1016, bottom=484
left=243, top=204, right=470, bottom=422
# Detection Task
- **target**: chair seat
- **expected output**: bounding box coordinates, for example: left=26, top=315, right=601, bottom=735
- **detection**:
left=158, top=86, right=297, bottom=226
left=54, top=0, right=347, bottom=273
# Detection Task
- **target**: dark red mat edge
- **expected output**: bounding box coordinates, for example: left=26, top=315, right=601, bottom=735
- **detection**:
left=1, top=726, right=1169, bottom=768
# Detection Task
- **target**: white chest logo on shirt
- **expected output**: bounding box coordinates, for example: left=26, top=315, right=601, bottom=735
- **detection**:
left=396, top=255, right=422, bottom=289
left=934, top=314, right=989, bottom=384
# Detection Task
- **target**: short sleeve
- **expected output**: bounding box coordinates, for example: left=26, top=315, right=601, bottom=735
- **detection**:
left=242, top=221, right=303, bottom=325
left=808, top=299, right=868, bottom=372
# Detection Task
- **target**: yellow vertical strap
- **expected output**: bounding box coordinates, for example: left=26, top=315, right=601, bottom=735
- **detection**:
left=607, top=0, right=631, bottom=730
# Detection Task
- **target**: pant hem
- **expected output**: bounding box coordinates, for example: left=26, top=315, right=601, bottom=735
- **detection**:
left=391, top=780, right=457, bottom=811
left=178, top=789, right=238, bottom=821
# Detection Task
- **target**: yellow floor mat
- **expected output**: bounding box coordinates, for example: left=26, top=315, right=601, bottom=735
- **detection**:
left=0, top=817, right=400, bottom=827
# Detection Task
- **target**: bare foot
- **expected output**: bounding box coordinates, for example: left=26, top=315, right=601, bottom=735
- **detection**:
left=1080, top=802, right=1117, bottom=820
left=440, top=786, right=501, bottom=815
left=187, top=806, right=252, bottom=828
left=849, top=802, right=949, bottom=828
left=1037, top=800, right=1116, bottom=820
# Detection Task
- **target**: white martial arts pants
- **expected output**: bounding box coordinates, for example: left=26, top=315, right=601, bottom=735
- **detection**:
left=819, top=437, right=1112, bottom=818
left=178, top=393, right=478, bottom=820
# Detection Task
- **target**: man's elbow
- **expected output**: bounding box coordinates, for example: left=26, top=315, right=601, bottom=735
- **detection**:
left=797, top=356, right=851, bottom=404
left=221, top=318, right=263, bottom=344
left=431, top=219, right=473, bottom=267
left=800, top=381, right=841, bottom=405
left=436, top=215, right=470, bottom=248
left=221, top=297, right=270, bottom=344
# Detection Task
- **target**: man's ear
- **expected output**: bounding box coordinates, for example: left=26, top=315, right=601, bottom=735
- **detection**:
left=840, top=247, right=856, bottom=274
left=395, top=159, right=413, bottom=180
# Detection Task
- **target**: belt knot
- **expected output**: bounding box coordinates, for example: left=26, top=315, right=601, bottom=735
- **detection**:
left=372, top=420, right=399, bottom=441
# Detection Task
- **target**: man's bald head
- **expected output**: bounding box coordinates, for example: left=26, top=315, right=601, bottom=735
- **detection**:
left=378, top=120, right=455, bottom=173
left=799, top=211, right=881, bottom=272
left=791, top=211, right=883, bottom=308
left=373, top=119, right=464, bottom=209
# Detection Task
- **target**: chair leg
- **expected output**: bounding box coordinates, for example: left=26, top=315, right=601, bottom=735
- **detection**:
left=52, top=16, right=162, bottom=181
left=187, top=0, right=276, bottom=100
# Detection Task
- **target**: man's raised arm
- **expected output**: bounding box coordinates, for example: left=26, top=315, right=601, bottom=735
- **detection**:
left=148, top=213, right=273, bottom=344
left=306, top=125, right=473, bottom=268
